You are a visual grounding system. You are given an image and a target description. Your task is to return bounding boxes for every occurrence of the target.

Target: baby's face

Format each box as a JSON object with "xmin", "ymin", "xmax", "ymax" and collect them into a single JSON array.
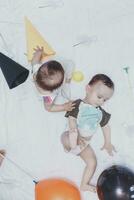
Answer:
[{"xmin": 86, "ymin": 81, "xmax": 114, "ymax": 107}]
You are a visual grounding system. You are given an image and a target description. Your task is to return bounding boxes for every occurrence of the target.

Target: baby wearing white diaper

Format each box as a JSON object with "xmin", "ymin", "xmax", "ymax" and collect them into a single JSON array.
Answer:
[{"xmin": 61, "ymin": 74, "xmax": 116, "ymax": 193}]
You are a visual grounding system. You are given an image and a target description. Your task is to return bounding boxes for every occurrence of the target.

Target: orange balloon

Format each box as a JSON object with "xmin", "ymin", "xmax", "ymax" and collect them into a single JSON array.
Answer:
[{"xmin": 35, "ymin": 178, "xmax": 81, "ymax": 200}]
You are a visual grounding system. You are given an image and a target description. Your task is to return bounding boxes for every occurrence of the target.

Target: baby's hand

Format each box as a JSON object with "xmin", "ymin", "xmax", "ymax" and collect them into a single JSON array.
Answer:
[
  {"xmin": 31, "ymin": 46, "xmax": 45, "ymax": 65},
  {"xmin": 101, "ymin": 143, "xmax": 116, "ymax": 156},
  {"xmin": 63, "ymin": 101, "xmax": 75, "ymax": 111}
]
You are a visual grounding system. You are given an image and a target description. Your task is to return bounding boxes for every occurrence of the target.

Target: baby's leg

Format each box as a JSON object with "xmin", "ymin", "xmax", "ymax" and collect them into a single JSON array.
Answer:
[
  {"xmin": 0, "ymin": 150, "xmax": 6, "ymax": 166},
  {"xmin": 79, "ymin": 145, "xmax": 97, "ymax": 193},
  {"xmin": 61, "ymin": 131, "xmax": 71, "ymax": 152},
  {"xmin": 61, "ymin": 132, "xmax": 84, "ymax": 154},
  {"xmin": 69, "ymin": 129, "xmax": 78, "ymax": 149}
]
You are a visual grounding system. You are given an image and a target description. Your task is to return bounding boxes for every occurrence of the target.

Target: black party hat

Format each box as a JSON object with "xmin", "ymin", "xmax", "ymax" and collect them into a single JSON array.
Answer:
[{"xmin": 0, "ymin": 52, "xmax": 29, "ymax": 89}]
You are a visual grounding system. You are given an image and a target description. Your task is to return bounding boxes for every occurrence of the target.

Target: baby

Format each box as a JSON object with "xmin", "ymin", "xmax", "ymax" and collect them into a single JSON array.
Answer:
[
  {"xmin": 61, "ymin": 74, "xmax": 116, "ymax": 192},
  {"xmin": 0, "ymin": 150, "xmax": 6, "ymax": 166},
  {"xmin": 31, "ymin": 46, "xmax": 75, "ymax": 112}
]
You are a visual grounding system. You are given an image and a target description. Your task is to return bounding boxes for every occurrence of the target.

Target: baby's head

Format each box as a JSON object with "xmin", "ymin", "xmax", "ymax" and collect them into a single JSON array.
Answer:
[
  {"xmin": 36, "ymin": 60, "xmax": 64, "ymax": 91},
  {"xmin": 85, "ymin": 74, "xmax": 114, "ymax": 107}
]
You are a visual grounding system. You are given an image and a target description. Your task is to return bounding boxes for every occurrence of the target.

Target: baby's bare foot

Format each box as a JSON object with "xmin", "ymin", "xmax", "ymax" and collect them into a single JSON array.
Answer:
[
  {"xmin": 80, "ymin": 184, "xmax": 96, "ymax": 193},
  {"xmin": 0, "ymin": 150, "xmax": 6, "ymax": 166}
]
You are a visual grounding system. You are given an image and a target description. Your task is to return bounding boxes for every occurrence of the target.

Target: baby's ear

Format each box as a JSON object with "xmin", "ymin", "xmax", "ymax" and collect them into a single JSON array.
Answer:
[
  {"xmin": 33, "ymin": 74, "xmax": 37, "ymax": 81},
  {"xmin": 86, "ymin": 84, "xmax": 91, "ymax": 92}
]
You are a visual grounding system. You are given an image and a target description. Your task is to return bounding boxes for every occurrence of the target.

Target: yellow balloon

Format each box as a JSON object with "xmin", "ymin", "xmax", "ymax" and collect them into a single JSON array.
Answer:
[{"xmin": 72, "ymin": 71, "xmax": 84, "ymax": 82}]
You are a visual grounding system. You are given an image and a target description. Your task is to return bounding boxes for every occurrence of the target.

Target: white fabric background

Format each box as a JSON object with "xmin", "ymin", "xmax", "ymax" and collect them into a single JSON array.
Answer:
[{"xmin": 0, "ymin": 0, "xmax": 134, "ymax": 199}]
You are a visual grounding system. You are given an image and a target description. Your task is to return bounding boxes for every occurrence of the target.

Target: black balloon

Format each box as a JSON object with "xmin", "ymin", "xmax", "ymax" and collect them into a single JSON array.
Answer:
[{"xmin": 97, "ymin": 165, "xmax": 134, "ymax": 200}]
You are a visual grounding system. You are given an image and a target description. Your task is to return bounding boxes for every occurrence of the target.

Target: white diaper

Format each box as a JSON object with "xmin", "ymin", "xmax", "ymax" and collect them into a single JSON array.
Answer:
[
  {"xmin": 70, "ymin": 142, "xmax": 89, "ymax": 155},
  {"xmin": 78, "ymin": 128, "xmax": 94, "ymax": 138},
  {"xmin": 61, "ymin": 131, "xmax": 89, "ymax": 155}
]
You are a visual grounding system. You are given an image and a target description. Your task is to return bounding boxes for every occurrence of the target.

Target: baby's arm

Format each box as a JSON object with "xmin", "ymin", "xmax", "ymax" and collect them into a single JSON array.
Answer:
[
  {"xmin": 44, "ymin": 101, "xmax": 75, "ymax": 112},
  {"xmin": 101, "ymin": 124, "xmax": 116, "ymax": 156},
  {"xmin": 31, "ymin": 46, "xmax": 48, "ymax": 66},
  {"xmin": 31, "ymin": 46, "xmax": 44, "ymax": 66},
  {"xmin": 68, "ymin": 116, "xmax": 78, "ymax": 149}
]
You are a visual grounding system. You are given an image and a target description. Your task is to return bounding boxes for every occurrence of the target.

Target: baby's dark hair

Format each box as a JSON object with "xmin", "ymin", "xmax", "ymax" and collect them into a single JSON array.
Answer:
[
  {"xmin": 36, "ymin": 60, "xmax": 64, "ymax": 91},
  {"xmin": 88, "ymin": 74, "xmax": 114, "ymax": 89}
]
